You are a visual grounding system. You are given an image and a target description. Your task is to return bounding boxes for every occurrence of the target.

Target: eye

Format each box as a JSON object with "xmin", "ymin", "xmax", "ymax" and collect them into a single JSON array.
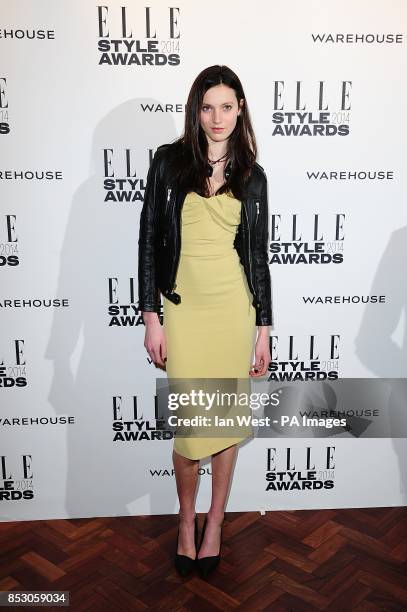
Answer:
[
  {"xmin": 224, "ymin": 104, "xmax": 232, "ymax": 110},
  {"xmin": 202, "ymin": 105, "xmax": 210, "ymax": 111}
]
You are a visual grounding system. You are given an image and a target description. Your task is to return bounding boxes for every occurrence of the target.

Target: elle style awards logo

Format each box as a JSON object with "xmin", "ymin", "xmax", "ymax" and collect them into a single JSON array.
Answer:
[
  {"xmin": 265, "ymin": 446, "xmax": 335, "ymax": 492},
  {"xmin": 0, "ymin": 214, "xmax": 19, "ymax": 267},
  {"xmin": 268, "ymin": 334, "xmax": 340, "ymax": 381},
  {"xmin": 271, "ymin": 80, "xmax": 351, "ymax": 136},
  {"xmin": 111, "ymin": 395, "xmax": 173, "ymax": 442},
  {"xmin": 0, "ymin": 77, "xmax": 10, "ymax": 135},
  {"xmin": 270, "ymin": 213, "xmax": 345, "ymax": 264},
  {"xmin": 97, "ymin": 5, "xmax": 181, "ymax": 66},
  {"xmin": 102, "ymin": 148, "xmax": 151, "ymax": 204},
  {"xmin": 1, "ymin": 340, "xmax": 27, "ymax": 388},
  {"xmin": 0, "ymin": 454, "xmax": 34, "ymax": 501},
  {"xmin": 107, "ymin": 277, "xmax": 161, "ymax": 327}
]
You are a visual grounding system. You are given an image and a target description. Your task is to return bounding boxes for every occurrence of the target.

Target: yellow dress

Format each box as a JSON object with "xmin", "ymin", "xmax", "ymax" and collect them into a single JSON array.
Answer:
[{"xmin": 163, "ymin": 191, "xmax": 256, "ymax": 459}]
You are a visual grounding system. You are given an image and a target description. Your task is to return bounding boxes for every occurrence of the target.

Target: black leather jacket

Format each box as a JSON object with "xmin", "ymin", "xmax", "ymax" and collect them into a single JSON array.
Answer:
[{"xmin": 138, "ymin": 142, "xmax": 273, "ymax": 326}]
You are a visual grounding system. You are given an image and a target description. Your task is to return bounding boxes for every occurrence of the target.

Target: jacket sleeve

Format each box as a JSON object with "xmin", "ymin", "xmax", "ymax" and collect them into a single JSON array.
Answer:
[
  {"xmin": 138, "ymin": 149, "xmax": 162, "ymax": 313},
  {"xmin": 253, "ymin": 174, "xmax": 273, "ymax": 326}
]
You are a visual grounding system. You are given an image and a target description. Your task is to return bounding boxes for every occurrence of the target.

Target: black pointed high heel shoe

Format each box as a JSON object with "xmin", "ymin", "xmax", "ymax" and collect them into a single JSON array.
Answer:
[
  {"xmin": 174, "ymin": 514, "xmax": 198, "ymax": 577},
  {"xmin": 196, "ymin": 515, "xmax": 223, "ymax": 578}
]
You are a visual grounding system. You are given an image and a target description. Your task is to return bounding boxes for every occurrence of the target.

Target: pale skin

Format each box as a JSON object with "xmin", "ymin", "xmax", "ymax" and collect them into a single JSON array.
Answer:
[{"xmin": 143, "ymin": 84, "xmax": 271, "ymax": 559}]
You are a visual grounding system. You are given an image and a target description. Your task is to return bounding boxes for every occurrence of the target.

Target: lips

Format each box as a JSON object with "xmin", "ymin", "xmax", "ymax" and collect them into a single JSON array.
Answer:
[{"xmin": 212, "ymin": 128, "xmax": 224, "ymax": 132}]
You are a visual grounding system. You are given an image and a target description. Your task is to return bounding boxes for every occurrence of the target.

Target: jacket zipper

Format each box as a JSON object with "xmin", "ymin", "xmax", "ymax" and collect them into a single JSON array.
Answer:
[
  {"xmin": 243, "ymin": 201, "xmax": 256, "ymax": 296},
  {"xmin": 163, "ymin": 188, "xmax": 172, "ymax": 248},
  {"xmin": 171, "ymin": 191, "xmax": 183, "ymax": 291},
  {"xmin": 165, "ymin": 187, "xmax": 172, "ymax": 213}
]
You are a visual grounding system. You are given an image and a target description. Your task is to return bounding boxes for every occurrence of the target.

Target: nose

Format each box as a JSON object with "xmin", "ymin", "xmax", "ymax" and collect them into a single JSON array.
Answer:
[{"xmin": 213, "ymin": 109, "xmax": 222, "ymax": 123}]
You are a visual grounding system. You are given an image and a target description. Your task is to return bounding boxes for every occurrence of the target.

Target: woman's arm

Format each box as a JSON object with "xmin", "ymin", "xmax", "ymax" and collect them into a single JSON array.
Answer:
[
  {"xmin": 138, "ymin": 147, "xmax": 167, "ymax": 368},
  {"xmin": 138, "ymin": 148, "xmax": 163, "ymax": 316},
  {"xmin": 144, "ymin": 312, "xmax": 167, "ymax": 368},
  {"xmin": 250, "ymin": 172, "xmax": 272, "ymax": 376},
  {"xmin": 253, "ymin": 173, "xmax": 273, "ymax": 327},
  {"xmin": 250, "ymin": 326, "xmax": 271, "ymax": 377}
]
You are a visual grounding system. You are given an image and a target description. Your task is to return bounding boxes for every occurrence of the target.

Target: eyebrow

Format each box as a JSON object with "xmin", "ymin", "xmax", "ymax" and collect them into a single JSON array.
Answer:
[{"xmin": 202, "ymin": 101, "xmax": 235, "ymax": 106}]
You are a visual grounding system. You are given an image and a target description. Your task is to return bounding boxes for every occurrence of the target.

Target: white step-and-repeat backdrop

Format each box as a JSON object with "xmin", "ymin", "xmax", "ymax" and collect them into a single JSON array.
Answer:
[{"xmin": 1, "ymin": 1, "xmax": 407, "ymax": 521}]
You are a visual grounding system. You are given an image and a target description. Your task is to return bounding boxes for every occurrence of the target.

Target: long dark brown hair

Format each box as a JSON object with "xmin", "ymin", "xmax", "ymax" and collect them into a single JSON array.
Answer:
[{"xmin": 169, "ymin": 65, "xmax": 258, "ymax": 200}]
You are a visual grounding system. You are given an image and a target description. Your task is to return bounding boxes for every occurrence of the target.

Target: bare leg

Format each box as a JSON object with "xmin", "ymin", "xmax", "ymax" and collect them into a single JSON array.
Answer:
[
  {"xmin": 172, "ymin": 448, "xmax": 200, "ymax": 557},
  {"xmin": 197, "ymin": 443, "xmax": 237, "ymax": 558}
]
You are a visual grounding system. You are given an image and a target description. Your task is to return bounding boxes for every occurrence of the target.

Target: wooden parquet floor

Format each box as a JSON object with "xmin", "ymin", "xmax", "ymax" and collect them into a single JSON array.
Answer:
[{"xmin": 0, "ymin": 507, "xmax": 406, "ymax": 611}]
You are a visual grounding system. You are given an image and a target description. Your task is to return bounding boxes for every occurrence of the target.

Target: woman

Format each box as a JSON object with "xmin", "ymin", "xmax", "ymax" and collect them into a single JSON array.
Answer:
[{"xmin": 138, "ymin": 65, "xmax": 273, "ymax": 577}]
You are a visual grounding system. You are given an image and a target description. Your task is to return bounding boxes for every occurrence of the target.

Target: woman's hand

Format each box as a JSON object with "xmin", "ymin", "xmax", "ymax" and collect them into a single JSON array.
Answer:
[
  {"xmin": 143, "ymin": 312, "xmax": 167, "ymax": 370},
  {"xmin": 249, "ymin": 326, "xmax": 271, "ymax": 377}
]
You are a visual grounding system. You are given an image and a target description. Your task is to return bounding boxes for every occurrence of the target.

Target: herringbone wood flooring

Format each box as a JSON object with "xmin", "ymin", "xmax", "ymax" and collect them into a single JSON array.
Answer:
[{"xmin": 1, "ymin": 508, "xmax": 406, "ymax": 611}]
